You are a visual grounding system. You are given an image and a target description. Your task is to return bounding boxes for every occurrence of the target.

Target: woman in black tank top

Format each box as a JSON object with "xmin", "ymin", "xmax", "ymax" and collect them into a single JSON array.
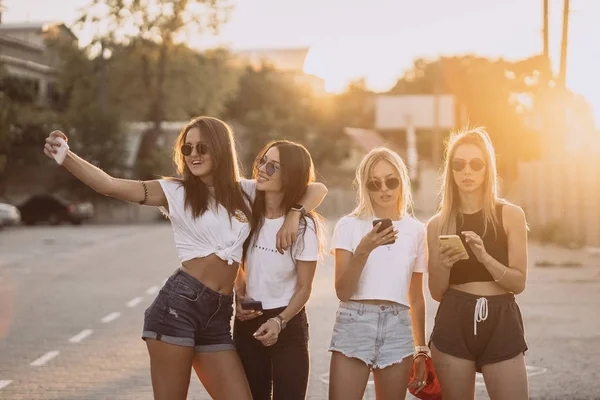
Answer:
[{"xmin": 426, "ymin": 127, "xmax": 529, "ymax": 400}]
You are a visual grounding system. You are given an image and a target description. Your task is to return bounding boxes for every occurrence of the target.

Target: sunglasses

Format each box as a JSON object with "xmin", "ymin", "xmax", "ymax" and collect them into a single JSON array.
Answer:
[
  {"xmin": 366, "ymin": 177, "xmax": 400, "ymax": 192},
  {"xmin": 256, "ymin": 156, "xmax": 280, "ymax": 176},
  {"xmin": 451, "ymin": 158, "xmax": 485, "ymax": 172},
  {"xmin": 181, "ymin": 142, "xmax": 208, "ymax": 157}
]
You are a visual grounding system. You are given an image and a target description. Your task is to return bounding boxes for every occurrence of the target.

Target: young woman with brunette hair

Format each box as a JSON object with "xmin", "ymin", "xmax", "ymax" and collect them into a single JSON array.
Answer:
[
  {"xmin": 43, "ymin": 117, "xmax": 327, "ymax": 400},
  {"xmin": 233, "ymin": 140, "xmax": 325, "ymax": 400}
]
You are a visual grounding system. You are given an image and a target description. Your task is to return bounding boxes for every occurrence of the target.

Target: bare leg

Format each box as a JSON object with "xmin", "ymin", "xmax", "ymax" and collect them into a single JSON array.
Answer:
[
  {"xmin": 372, "ymin": 357, "xmax": 412, "ymax": 400},
  {"xmin": 329, "ymin": 352, "xmax": 371, "ymax": 400},
  {"xmin": 481, "ymin": 353, "xmax": 528, "ymax": 400},
  {"xmin": 431, "ymin": 342, "xmax": 477, "ymax": 400},
  {"xmin": 146, "ymin": 339, "xmax": 195, "ymax": 400},
  {"xmin": 193, "ymin": 350, "xmax": 253, "ymax": 400}
]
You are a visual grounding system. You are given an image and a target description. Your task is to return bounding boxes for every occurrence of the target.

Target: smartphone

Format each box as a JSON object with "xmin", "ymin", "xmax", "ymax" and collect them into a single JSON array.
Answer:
[
  {"xmin": 439, "ymin": 235, "xmax": 469, "ymax": 260},
  {"xmin": 373, "ymin": 218, "xmax": 395, "ymax": 244},
  {"xmin": 52, "ymin": 137, "xmax": 69, "ymax": 165},
  {"xmin": 241, "ymin": 299, "xmax": 263, "ymax": 312}
]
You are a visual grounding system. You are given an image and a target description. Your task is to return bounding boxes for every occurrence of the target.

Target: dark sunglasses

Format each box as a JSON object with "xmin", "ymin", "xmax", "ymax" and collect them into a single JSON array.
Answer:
[
  {"xmin": 366, "ymin": 177, "xmax": 400, "ymax": 192},
  {"xmin": 451, "ymin": 158, "xmax": 485, "ymax": 172},
  {"xmin": 181, "ymin": 142, "xmax": 208, "ymax": 157},
  {"xmin": 256, "ymin": 156, "xmax": 280, "ymax": 176}
]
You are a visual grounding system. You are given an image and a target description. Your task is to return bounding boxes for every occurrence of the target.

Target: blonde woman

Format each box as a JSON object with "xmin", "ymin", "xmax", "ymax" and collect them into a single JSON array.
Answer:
[
  {"xmin": 427, "ymin": 127, "xmax": 529, "ymax": 400},
  {"xmin": 329, "ymin": 148, "xmax": 429, "ymax": 400}
]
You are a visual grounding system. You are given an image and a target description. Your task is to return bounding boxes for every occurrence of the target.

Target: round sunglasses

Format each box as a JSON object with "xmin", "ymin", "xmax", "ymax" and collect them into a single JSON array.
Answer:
[
  {"xmin": 451, "ymin": 158, "xmax": 485, "ymax": 172},
  {"xmin": 366, "ymin": 177, "xmax": 400, "ymax": 192},
  {"xmin": 181, "ymin": 142, "xmax": 208, "ymax": 157},
  {"xmin": 256, "ymin": 156, "xmax": 280, "ymax": 176}
]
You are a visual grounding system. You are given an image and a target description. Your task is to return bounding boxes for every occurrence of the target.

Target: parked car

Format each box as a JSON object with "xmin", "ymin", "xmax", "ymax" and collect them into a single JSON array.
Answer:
[
  {"xmin": 0, "ymin": 203, "xmax": 21, "ymax": 228},
  {"xmin": 19, "ymin": 194, "xmax": 94, "ymax": 226}
]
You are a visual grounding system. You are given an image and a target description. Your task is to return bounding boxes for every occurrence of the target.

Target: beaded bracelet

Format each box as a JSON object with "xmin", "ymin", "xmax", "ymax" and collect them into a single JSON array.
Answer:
[
  {"xmin": 413, "ymin": 352, "xmax": 430, "ymax": 360},
  {"xmin": 139, "ymin": 181, "xmax": 148, "ymax": 205}
]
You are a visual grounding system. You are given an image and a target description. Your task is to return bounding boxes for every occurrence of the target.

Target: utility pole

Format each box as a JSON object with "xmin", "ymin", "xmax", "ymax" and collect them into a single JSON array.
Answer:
[
  {"xmin": 543, "ymin": 0, "xmax": 549, "ymax": 62},
  {"xmin": 559, "ymin": 0, "xmax": 570, "ymax": 88}
]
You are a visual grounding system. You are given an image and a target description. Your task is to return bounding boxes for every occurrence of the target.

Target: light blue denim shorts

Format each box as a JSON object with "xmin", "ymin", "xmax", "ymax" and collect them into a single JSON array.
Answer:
[{"xmin": 329, "ymin": 301, "xmax": 414, "ymax": 369}]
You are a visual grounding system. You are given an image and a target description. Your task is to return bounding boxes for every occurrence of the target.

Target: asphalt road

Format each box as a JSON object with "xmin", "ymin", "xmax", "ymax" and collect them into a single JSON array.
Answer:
[{"xmin": 1, "ymin": 223, "xmax": 599, "ymax": 399}]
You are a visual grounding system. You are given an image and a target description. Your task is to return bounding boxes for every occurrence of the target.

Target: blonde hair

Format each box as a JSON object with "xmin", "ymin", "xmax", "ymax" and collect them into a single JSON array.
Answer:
[
  {"xmin": 438, "ymin": 126, "xmax": 502, "ymax": 236},
  {"xmin": 351, "ymin": 147, "xmax": 413, "ymax": 219}
]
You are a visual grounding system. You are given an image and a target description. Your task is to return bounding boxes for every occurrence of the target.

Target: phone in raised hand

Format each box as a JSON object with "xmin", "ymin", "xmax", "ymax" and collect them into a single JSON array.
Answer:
[
  {"xmin": 52, "ymin": 137, "xmax": 69, "ymax": 165},
  {"xmin": 373, "ymin": 218, "xmax": 395, "ymax": 244},
  {"xmin": 439, "ymin": 235, "xmax": 469, "ymax": 260}
]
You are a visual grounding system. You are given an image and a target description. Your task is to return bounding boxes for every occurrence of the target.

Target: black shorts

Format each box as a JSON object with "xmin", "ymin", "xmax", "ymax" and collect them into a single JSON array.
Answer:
[
  {"xmin": 142, "ymin": 268, "xmax": 235, "ymax": 352},
  {"xmin": 430, "ymin": 288, "xmax": 528, "ymax": 372}
]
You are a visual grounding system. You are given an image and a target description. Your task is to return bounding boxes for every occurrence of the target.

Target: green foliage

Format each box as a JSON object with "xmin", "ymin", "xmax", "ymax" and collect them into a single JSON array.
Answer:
[{"xmin": 75, "ymin": 0, "xmax": 233, "ymax": 164}]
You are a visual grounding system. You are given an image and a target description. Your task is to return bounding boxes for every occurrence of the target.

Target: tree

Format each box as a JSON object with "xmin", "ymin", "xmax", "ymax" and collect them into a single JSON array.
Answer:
[
  {"xmin": 389, "ymin": 55, "xmax": 551, "ymax": 181},
  {"xmin": 76, "ymin": 0, "xmax": 233, "ymax": 164},
  {"xmin": 225, "ymin": 65, "xmax": 330, "ymax": 170}
]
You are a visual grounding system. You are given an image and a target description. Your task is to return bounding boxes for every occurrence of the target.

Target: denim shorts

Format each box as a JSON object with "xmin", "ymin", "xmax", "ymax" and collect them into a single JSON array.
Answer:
[
  {"xmin": 142, "ymin": 268, "xmax": 235, "ymax": 352},
  {"xmin": 329, "ymin": 301, "xmax": 414, "ymax": 369}
]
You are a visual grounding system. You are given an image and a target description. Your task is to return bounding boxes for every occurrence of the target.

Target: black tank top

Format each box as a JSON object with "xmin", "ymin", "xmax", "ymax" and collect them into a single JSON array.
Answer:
[{"xmin": 449, "ymin": 204, "xmax": 508, "ymax": 284}]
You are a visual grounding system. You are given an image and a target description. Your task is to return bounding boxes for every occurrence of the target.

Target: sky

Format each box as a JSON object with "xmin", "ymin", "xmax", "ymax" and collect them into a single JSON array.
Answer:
[{"xmin": 3, "ymin": 0, "xmax": 599, "ymax": 125}]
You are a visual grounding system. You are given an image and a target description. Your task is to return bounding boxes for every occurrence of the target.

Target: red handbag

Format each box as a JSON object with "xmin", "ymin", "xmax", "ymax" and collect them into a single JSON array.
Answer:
[{"xmin": 409, "ymin": 357, "xmax": 443, "ymax": 400}]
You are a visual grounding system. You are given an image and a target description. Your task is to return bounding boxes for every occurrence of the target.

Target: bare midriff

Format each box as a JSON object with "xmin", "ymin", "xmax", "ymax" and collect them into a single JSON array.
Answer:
[
  {"xmin": 181, "ymin": 254, "xmax": 239, "ymax": 295},
  {"xmin": 449, "ymin": 281, "xmax": 510, "ymax": 296}
]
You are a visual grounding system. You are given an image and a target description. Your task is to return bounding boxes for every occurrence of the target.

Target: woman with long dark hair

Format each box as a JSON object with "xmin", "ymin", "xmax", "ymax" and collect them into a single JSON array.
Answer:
[
  {"xmin": 427, "ymin": 127, "xmax": 529, "ymax": 400},
  {"xmin": 43, "ymin": 117, "xmax": 327, "ymax": 400},
  {"xmin": 233, "ymin": 140, "xmax": 325, "ymax": 400}
]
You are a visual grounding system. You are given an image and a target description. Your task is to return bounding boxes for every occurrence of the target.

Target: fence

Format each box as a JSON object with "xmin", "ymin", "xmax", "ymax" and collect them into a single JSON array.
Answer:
[{"xmin": 511, "ymin": 156, "xmax": 600, "ymax": 247}]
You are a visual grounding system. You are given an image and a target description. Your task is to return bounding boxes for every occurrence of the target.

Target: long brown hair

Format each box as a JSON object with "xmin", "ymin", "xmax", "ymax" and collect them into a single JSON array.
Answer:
[
  {"xmin": 438, "ymin": 126, "xmax": 502, "ymax": 237},
  {"xmin": 170, "ymin": 116, "xmax": 251, "ymax": 220},
  {"xmin": 242, "ymin": 140, "xmax": 325, "ymax": 261}
]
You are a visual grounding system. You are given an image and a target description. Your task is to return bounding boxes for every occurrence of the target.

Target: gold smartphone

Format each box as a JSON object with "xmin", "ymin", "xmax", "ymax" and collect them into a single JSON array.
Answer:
[{"xmin": 439, "ymin": 235, "xmax": 469, "ymax": 260}]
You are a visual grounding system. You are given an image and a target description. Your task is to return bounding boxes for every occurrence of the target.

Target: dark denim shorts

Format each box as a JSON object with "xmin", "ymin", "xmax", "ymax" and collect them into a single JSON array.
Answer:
[{"xmin": 142, "ymin": 268, "xmax": 235, "ymax": 352}]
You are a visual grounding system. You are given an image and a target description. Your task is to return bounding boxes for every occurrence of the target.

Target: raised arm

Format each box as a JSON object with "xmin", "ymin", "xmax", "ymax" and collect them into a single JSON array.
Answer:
[
  {"xmin": 276, "ymin": 182, "xmax": 328, "ymax": 253},
  {"xmin": 44, "ymin": 130, "xmax": 167, "ymax": 208}
]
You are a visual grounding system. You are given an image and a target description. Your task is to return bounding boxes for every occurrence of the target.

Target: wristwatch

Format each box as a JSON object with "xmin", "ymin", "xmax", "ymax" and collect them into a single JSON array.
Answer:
[
  {"xmin": 275, "ymin": 314, "xmax": 287, "ymax": 330},
  {"xmin": 290, "ymin": 204, "xmax": 306, "ymax": 217}
]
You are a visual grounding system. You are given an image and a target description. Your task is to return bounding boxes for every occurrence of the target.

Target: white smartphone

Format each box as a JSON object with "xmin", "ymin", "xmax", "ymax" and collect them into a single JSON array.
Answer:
[
  {"xmin": 52, "ymin": 137, "xmax": 69, "ymax": 165},
  {"xmin": 439, "ymin": 235, "xmax": 469, "ymax": 260}
]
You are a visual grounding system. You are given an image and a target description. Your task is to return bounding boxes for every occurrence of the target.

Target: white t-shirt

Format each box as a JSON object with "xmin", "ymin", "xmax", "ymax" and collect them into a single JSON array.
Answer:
[
  {"xmin": 245, "ymin": 216, "xmax": 319, "ymax": 310},
  {"xmin": 158, "ymin": 179, "xmax": 256, "ymax": 265},
  {"xmin": 330, "ymin": 214, "xmax": 427, "ymax": 307}
]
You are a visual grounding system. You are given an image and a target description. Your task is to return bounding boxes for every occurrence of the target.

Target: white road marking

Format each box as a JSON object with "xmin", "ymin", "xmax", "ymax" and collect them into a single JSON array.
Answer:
[
  {"xmin": 69, "ymin": 329, "xmax": 93, "ymax": 343},
  {"xmin": 30, "ymin": 351, "xmax": 60, "ymax": 367},
  {"xmin": 126, "ymin": 297, "xmax": 143, "ymax": 308},
  {"xmin": 101, "ymin": 312, "xmax": 121, "ymax": 323},
  {"xmin": 146, "ymin": 286, "xmax": 159, "ymax": 295},
  {"xmin": 0, "ymin": 380, "xmax": 13, "ymax": 390}
]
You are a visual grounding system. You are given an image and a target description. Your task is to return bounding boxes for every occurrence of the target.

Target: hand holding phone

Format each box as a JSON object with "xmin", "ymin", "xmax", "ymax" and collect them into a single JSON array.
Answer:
[
  {"xmin": 241, "ymin": 299, "xmax": 263, "ymax": 312},
  {"xmin": 438, "ymin": 235, "xmax": 469, "ymax": 268},
  {"xmin": 51, "ymin": 137, "xmax": 69, "ymax": 165},
  {"xmin": 373, "ymin": 218, "xmax": 396, "ymax": 244}
]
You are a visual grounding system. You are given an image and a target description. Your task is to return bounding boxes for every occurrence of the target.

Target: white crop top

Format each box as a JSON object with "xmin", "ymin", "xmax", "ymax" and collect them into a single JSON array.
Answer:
[
  {"xmin": 158, "ymin": 179, "xmax": 256, "ymax": 265},
  {"xmin": 331, "ymin": 215, "xmax": 427, "ymax": 306}
]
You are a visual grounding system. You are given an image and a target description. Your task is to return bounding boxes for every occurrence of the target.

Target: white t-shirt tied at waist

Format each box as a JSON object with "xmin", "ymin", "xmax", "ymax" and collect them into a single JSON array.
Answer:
[
  {"xmin": 330, "ymin": 215, "xmax": 428, "ymax": 307},
  {"xmin": 157, "ymin": 179, "xmax": 257, "ymax": 265}
]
